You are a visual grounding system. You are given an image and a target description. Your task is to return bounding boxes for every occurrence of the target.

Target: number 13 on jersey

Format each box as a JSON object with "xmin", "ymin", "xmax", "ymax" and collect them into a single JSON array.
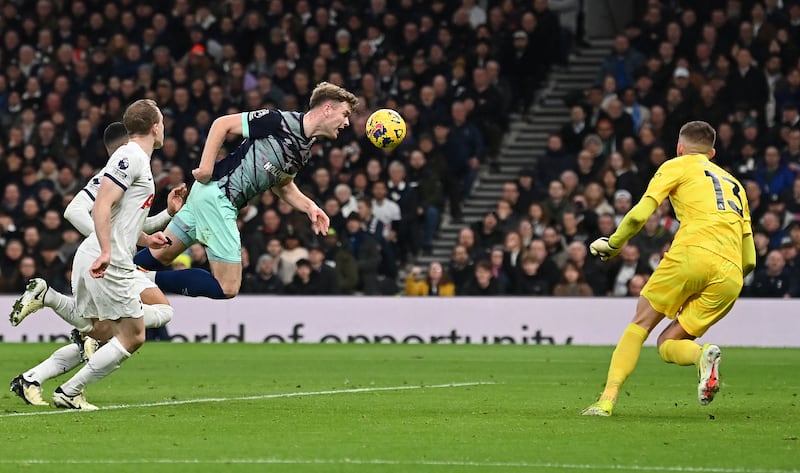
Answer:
[{"xmin": 704, "ymin": 169, "xmax": 743, "ymax": 217}]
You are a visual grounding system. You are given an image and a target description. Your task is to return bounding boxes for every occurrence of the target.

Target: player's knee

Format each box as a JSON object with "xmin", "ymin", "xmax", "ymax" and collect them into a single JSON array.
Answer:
[
  {"xmin": 89, "ymin": 321, "xmax": 113, "ymax": 342},
  {"xmin": 131, "ymin": 330, "xmax": 146, "ymax": 350},
  {"xmin": 154, "ymin": 248, "xmax": 175, "ymax": 264},
  {"xmin": 220, "ymin": 280, "xmax": 240, "ymax": 298},
  {"xmin": 222, "ymin": 287, "xmax": 239, "ymax": 298}
]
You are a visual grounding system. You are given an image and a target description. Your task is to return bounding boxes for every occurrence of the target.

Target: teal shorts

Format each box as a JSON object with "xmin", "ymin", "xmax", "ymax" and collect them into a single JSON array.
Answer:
[{"xmin": 167, "ymin": 182, "xmax": 241, "ymax": 263}]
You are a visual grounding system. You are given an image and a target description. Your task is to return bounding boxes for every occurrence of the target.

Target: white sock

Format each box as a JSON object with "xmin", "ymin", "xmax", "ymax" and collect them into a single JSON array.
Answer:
[
  {"xmin": 43, "ymin": 289, "xmax": 93, "ymax": 332},
  {"xmin": 143, "ymin": 304, "xmax": 173, "ymax": 328},
  {"xmin": 59, "ymin": 337, "xmax": 130, "ymax": 397},
  {"xmin": 24, "ymin": 344, "xmax": 83, "ymax": 385}
]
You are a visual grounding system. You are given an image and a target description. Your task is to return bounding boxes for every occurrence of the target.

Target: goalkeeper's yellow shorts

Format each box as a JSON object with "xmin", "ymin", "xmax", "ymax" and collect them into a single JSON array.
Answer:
[{"xmin": 642, "ymin": 245, "xmax": 742, "ymax": 337}]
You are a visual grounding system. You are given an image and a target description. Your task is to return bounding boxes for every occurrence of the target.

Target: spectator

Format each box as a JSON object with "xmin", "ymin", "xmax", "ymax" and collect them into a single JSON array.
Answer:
[
  {"xmin": 553, "ymin": 260, "xmax": 593, "ymax": 296},
  {"xmin": 465, "ymin": 65, "xmax": 504, "ymax": 168},
  {"xmin": 1, "ymin": 239, "xmax": 25, "ymax": 279},
  {"xmin": 501, "ymin": 29, "xmax": 541, "ymax": 116},
  {"xmin": 343, "ymin": 212, "xmax": 381, "ymax": 295},
  {"xmin": 565, "ymin": 240, "xmax": 608, "ymax": 296},
  {"xmin": 526, "ymin": 238, "xmax": 561, "ymax": 288},
  {"xmin": 755, "ymin": 146, "xmax": 795, "ymax": 196},
  {"xmin": 318, "ymin": 229, "xmax": 358, "ymax": 295},
  {"xmin": 386, "ymin": 162, "xmax": 417, "ymax": 263},
  {"xmin": 513, "ymin": 253, "xmax": 551, "ymax": 296},
  {"xmin": 442, "ymin": 101, "xmax": 483, "ymax": 222},
  {"xmin": 542, "ymin": 179, "xmax": 570, "ymax": 223},
  {"xmin": 536, "ymin": 134, "xmax": 574, "ymax": 196},
  {"xmin": 748, "ymin": 249, "xmax": 792, "ymax": 297},
  {"xmin": 612, "ymin": 189, "xmax": 634, "ymax": 226},
  {"xmin": 503, "ymin": 230, "xmax": 524, "ymax": 271},
  {"xmin": 240, "ymin": 254, "xmax": 284, "ymax": 294},
  {"xmin": 495, "ymin": 199, "xmax": 519, "ymax": 235},
  {"xmin": 515, "ymin": 168, "xmax": 542, "ymax": 215},
  {"xmin": 308, "ymin": 242, "xmax": 340, "ymax": 295},
  {"xmin": 278, "ymin": 233, "xmax": 309, "ymax": 283},
  {"xmin": 596, "ymin": 35, "xmax": 646, "ymax": 90},
  {"xmin": 1, "ymin": 255, "xmax": 39, "ymax": 293},
  {"xmin": 405, "ymin": 261, "xmax": 455, "ymax": 296},
  {"xmin": 472, "ymin": 211, "xmax": 504, "ymax": 255},
  {"xmin": 725, "ymin": 48, "xmax": 769, "ymax": 123},
  {"xmin": 407, "ymin": 149, "xmax": 444, "ymax": 255},
  {"xmin": 487, "ymin": 245, "xmax": 513, "ymax": 294},
  {"xmin": 461, "ymin": 260, "xmax": 502, "ymax": 295},
  {"xmin": 285, "ymin": 258, "xmax": 318, "ymax": 295},
  {"xmin": 608, "ymin": 243, "xmax": 651, "ymax": 297},
  {"xmin": 560, "ymin": 105, "xmax": 591, "ymax": 154},
  {"xmin": 448, "ymin": 244, "xmax": 475, "ymax": 295},
  {"xmin": 630, "ymin": 213, "xmax": 673, "ymax": 260},
  {"xmin": 334, "ymin": 183, "xmax": 358, "ymax": 220}
]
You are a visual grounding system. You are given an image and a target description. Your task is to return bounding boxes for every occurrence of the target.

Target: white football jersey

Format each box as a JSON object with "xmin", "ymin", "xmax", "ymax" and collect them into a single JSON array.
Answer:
[
  {"xmin": 79, "ymin": 142, "xmax": 154, "ymax": 270},
  {"xmin": 82, "ymin": 172, "xmax": 103, "ymax": 200}
]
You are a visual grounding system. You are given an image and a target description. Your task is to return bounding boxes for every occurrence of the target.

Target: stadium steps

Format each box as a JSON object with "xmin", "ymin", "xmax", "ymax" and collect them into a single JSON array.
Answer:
[{"xmin": 412, "ymin": 38, "xmax": 613, "ymax": 266}]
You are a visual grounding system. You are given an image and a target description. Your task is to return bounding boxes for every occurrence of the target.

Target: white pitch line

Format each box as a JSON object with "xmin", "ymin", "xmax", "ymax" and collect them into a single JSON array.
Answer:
[
  {"xmin": 0, "ymin": 381, "xmax": 492, "ymax": 418},
  {"xmin": 1, "ymin": 458, "xmax": 797, "ymax": 473}
]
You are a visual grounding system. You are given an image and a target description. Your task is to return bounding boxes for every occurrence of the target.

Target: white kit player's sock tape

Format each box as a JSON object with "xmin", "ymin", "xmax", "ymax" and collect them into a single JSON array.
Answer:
[
  {"xmin": 24, "ymin": 344, "xmax": 83, "ymax": 385},
  {"xmin": 43, "ymin": 290, "xmax": 93, "ymax": 333},
  {"xmin": 60, "ymin": 337, "xmax": 131, "ymax": 397},
  {"xmin": 143, "ymin": 304, "xmax": 173, "ymax": 328}
]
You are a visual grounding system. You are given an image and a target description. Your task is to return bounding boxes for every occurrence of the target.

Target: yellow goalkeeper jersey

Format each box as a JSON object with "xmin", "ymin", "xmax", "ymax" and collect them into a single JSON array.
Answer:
[{"xmin": 643, "ymin": 153, "xmax": 752, "ymax": 270}]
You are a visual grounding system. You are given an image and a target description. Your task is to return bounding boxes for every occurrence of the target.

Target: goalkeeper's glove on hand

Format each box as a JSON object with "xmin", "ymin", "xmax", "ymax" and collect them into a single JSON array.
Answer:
[{"xmin": 589, "ymin": 237, "xmax": 621, "ymax": 261}]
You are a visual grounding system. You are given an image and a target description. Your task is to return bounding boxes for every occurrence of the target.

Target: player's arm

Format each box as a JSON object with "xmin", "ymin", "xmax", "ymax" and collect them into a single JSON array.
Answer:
[
  {"xmin": 592, "ymin": 159, "xmax": 681, "ymax": 260},
  {"xmin": 91, "ymin": 176, "xmax": 125, "ymax": 277},
  {"xmin": 590, "ymin": 196, "xmax": 659, "ymax": 261},
  {"xmin": 609, "ymin": 197, "xmax": 659, "ymax": 248},
  {"xmin": 742, "ymin": 233, "xmax": 756, "ymax": 277},
  {"xmin": 272, "ymin": 178, "xmax": 330, "ymax": 235},
  {"xmin": 136, "ymin": 230, "xmax": 170, "ymax": 249},
  {"xmin": 193, "ymin": 113, "xmax": 244, "ymax": 184},
  {"xmin": 63, "ymin": 191, "xmax": 96, "ymax": 237}
]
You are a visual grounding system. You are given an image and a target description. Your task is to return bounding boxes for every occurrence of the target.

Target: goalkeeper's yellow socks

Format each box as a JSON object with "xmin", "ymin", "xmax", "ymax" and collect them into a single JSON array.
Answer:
[
  {"xmin": 658, "ymin": 339, "xmax": 702, "ymax": 366},
  {"xmin": 598, "ymin": 323, "xmax": 649, "ymax": 403}
]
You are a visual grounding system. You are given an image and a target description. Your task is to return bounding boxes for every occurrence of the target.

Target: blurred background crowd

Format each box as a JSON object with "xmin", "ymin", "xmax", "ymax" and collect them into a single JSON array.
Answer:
[{"xmin": 1, "ymin": 0, "xmax": 799, "ymax": 300}]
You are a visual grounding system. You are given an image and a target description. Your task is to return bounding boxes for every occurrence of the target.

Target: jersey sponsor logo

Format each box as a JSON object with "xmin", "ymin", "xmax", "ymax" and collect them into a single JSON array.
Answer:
[
  {"xmin": 140, "ymin": 194, "xmax": 154, "ymax": 210},
  {"xmin": 263, "ymin": 161, "xmax": 296, "ymax": 180},
  {"xmin": 249, "ymin": 109, "xmax": 268, "ymax": 120}
]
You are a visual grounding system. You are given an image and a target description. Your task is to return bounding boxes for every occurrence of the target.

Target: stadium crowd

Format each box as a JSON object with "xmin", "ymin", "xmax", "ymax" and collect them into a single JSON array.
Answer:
[{"xmin": 0, "ymin": 0, "xmax": 798, "ymax": 299}]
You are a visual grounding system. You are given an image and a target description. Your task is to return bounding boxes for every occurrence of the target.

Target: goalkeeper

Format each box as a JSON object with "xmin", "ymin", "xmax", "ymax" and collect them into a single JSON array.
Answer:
[{"xmin": 581, "ymin": 121, "xmax": 757, "ymax": 417}]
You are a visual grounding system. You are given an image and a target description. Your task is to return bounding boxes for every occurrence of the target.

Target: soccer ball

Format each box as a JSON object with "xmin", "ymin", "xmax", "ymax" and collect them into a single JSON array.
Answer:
[{"xmin": 366, "ymin": 109, "xmax": 406, "ymax": 149}]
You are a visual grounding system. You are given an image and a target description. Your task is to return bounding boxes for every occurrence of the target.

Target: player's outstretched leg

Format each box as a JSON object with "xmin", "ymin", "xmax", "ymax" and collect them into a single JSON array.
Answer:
[
  {"xmin": 10, "ymin": 375, "xmax": 49, "ymax": 406},
  {"xmin": 697, "ymin": 344, "xmax": 721, "ymax": 405},
  {"xmin": 9, "ymin": 278, "xmax": 47, "ymax": 326}
]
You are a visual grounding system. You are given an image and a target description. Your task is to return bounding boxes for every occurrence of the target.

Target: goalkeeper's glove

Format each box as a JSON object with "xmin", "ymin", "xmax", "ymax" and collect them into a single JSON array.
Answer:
[{"xmin": 589, "ymin": 237, "xmax": 621, "ymax": 262}]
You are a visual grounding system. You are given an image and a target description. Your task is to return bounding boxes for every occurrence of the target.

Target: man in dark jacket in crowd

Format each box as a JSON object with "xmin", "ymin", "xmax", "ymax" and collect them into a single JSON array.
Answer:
[
  {"xmin": 241, "ymin": 254, "xmax": 284, "ymax": 294},
  {"xmin": 308, "ymin": 241, "xmax": 340, "ymax": 295}
]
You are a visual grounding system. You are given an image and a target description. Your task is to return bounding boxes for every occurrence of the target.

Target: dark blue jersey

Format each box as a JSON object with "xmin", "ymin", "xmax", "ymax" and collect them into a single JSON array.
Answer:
[{"xmin": 212, "ymin": 109, "xmax": 315, "ymax": 209}]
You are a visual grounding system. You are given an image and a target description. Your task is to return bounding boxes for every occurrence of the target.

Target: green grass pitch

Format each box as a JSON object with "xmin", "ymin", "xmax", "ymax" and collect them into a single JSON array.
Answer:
[{"xmin": 0, "ymin": 343, "xmax": 797, "ymax": 473}]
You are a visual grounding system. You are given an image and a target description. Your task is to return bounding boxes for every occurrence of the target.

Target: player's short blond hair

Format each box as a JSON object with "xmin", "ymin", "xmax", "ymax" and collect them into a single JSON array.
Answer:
[
  {"xmin": 123, "ymin": 99, "xmax": 161, "ymax": 137},
  {"xmin": 679, "ymin": 121, "xmax": 716, "ymax": 151},
  {"xmin": 309, "ymin": 82, "xmax": 358, "ymax": 111}
]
